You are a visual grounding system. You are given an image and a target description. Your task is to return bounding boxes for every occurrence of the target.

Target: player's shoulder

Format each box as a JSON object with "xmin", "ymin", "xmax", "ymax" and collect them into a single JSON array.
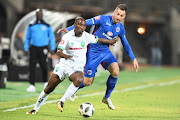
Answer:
[
  {"xmin": 63, "ymin": 30, "xmax": 73, "ymax": 38},
  {"xmin": 94, "ymin": 15, "xmax": 110, "ymax": 20},
  {"xmin": 83, "ymin": 31, "xmax": 93, "ymax": 37},
  {"xmin": 117, "ymin": 22, "xmax": 125, "ymax": 29},
  {"xmin": 82, "ymin": 31, "xmax": 91, "ymax": 39},
  {"xmin": 102, "ymin": 15, "xmax": 111, "ymax": 18}
]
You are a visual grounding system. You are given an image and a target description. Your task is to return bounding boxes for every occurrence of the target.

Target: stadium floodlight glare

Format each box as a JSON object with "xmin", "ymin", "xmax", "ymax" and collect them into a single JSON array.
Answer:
[{"xmin": 137, "ymin": 27, "xmax": 146, "ymax": 35}]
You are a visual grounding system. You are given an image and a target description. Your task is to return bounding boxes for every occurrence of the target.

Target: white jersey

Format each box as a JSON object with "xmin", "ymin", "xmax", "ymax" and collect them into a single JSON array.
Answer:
[{"xmin": 57, "ymin": 30, "xmax": 98, "ymax": 68}]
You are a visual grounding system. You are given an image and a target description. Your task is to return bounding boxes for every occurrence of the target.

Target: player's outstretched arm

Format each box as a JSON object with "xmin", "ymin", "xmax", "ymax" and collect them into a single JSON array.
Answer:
[
  {"xmin": 97, "ymin": 37, "xmax": 118, "ymax": 45},
  {"xmin": 57, "ymin": 28, "xmax": 68, "ymax": 34},
  {"xmin": 56, "ymin": 48, "xmax": 72, "ymax": 59}
]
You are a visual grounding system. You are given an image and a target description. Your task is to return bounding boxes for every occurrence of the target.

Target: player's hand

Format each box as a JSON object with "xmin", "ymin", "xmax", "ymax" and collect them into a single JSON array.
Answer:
[
  {"xmin": 133, "ymin": 59, "xmax": 139, "ymax": 73},
  {"xmin": 57, "ymin": 28, "xmax": 68, "ymax": 34},
  {"xmin": 109, "ymin": 37, "xmax": 118, "ymax": 45}
]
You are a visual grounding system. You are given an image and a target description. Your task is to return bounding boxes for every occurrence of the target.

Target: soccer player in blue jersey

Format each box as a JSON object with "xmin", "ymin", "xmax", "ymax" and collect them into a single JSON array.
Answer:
[{"xmin": 58, "ymin": 4, "xmax": 139, "ymax": 110}]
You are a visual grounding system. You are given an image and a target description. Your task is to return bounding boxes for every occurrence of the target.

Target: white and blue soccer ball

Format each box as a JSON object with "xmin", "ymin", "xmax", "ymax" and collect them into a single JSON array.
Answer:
[{"xmin": 79, "ymin": 102, "xmax": 95, "ymax": 117}]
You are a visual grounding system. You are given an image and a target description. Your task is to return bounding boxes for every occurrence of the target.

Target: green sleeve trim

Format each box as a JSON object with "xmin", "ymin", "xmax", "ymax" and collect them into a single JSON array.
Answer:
[
  {"xmin": 95, "ymin": 36, "xmax": 98, "ymax": 43},
  {"xmin": 57, "ymin": 46, "xmax": 64, "ymax": 50}
]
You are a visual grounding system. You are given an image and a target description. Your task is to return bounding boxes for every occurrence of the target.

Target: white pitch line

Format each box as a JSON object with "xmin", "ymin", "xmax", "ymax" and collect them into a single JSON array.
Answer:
[{"xmin": 3, "ymin": 80, "xmax": 180, "ymax": 112}]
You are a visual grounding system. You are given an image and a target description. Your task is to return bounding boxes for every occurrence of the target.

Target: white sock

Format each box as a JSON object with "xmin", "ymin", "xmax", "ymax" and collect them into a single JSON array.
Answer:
[
  {"xmin": 34, "ymin": 90, "xmax": 49, "ymax": 112},
  {"xmin": 60, "ymin": 83, "xmax": 79, "ymax": 103}
]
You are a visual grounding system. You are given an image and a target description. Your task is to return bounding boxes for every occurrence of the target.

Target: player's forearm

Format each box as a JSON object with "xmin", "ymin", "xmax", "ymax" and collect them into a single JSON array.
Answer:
[
  {"xmin": 120, "ymin": 36, "xmax": 136, "ymax": 60},
  {"xmin": 98, "ymin": 38, "xmax": 117, "ymax": 45},
  {"xmin": 97, "ymin": 38, "xmax": 110, "ymax": 44},
  {"xmin": 56, "ymin": 49, "xmax": 72, "ymax": 59}
]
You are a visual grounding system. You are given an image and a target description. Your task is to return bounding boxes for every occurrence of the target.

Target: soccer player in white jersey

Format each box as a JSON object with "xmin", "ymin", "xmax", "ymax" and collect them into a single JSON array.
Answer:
[{"xmin": 26, "ymin": 17, "xmax": 118, "ymax": 114}]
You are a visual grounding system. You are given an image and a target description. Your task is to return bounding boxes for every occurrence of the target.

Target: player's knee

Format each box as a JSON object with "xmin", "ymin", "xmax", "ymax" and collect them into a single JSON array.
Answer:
[
  {"xmin": 75, "ymin": 76, "xmax": 84, "ymax": 86},
  {"xmin": 84, "ymin": 79, "xmax": 93, "ymax": 86},
  {"xmin": 44, "ymin": 85, "xmax": 55, "ymax": 94},
  {"xmin": 111, "ymin": 70, "xmax": 119, "ymax": 77}
]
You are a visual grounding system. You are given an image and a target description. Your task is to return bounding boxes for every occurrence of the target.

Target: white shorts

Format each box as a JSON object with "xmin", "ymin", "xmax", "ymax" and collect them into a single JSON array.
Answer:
[{"xmin": 53, "ymin": 62, "xmax": 84, "ymax": 81}]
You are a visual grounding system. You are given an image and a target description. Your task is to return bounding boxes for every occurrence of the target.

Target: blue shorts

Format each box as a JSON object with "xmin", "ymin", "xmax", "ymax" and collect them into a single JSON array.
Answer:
[{"xmin": 84, "ymin": 45, "xmax": 117, "ymax": 78}]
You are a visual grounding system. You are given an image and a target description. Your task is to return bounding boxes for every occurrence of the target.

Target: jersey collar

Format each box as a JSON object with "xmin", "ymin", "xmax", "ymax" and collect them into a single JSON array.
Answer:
[{"xmin": 110, "ymin": 16, "xmax": 115, "ymax": 25}]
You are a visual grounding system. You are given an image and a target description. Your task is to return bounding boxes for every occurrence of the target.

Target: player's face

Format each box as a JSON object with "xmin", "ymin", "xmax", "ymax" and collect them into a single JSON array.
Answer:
[
  {"xmin": 113, "ymin": 8, "xmax": 126, "ymax": 24},
  {"xmin": 74, "ymin": 19, "xmax": 86, "ymax": 36}
]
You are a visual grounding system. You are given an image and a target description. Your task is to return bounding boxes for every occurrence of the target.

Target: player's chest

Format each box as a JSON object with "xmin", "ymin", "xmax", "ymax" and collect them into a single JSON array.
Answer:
[
  {"xmin": 67, "ymin": 38, "xmax": 87, "ymax": 49},
  {"xmin": 101, "ymin": 22, "xmax": 121, "ymax": 37}
]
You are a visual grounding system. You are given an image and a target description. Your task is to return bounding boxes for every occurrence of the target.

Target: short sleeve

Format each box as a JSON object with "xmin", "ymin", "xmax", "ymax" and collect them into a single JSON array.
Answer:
[{"xmin": 57, "ymin": 35, "xmax": 68, "ymax": 50}]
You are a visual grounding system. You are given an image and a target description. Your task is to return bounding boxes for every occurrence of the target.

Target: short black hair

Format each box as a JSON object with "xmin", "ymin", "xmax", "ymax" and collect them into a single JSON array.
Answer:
[{"xmin": 115, "ymin": 4, "xmax": 127, "ymax": 12}]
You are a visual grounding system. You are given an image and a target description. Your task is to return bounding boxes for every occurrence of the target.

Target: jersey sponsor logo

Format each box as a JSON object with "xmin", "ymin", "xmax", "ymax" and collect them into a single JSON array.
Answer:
[
  {"xmin": 69, "ymin": 47, "xmax": 83, "ymax": 50},
  {"xmin": 60, "ymin": 40, "xmax": 65, "ymax": 45},
  {"xmin": 102, "ymin": 33, "xmax": 112, "ymax": 39},
  {"xmin": 87, "ymin": 70, "xmax": 92, "ymax": 75},
  {"xmin": 106, "ymin": 22, "xmax": 111, "ymax": 26},
  {"xmin": 95, "ymin": 16, "xmax": 100, "ymax": 20},
  {"xmin": 107, "ymin": 31, "xmax": 113, "ymax": 36},
  {"xmin": 116, "ymin": 27, "xmax": 120, "ymax": 32},
  {"xmin": 81, "ymin": 41, "xmax": 85, "ymax": 47}
]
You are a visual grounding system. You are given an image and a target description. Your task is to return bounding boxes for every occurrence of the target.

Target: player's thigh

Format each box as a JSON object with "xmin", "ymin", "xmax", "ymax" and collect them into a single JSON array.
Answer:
[
  {"xmin": 107, "ymin": 62, "xmax": 119, "ymax": 77},
  {"xmin": 101, "ymin": 53, "xmax": 119, "ymax": 77},
  {"xmin": 84, "ymin": 52, "xmax": 105, "ymax": 78}
]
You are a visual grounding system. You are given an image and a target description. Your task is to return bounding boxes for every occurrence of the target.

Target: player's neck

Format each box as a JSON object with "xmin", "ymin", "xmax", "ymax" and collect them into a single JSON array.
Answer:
[{"xmin": 75, "ymin": 33, "xmax": 82, "ymax": 37}]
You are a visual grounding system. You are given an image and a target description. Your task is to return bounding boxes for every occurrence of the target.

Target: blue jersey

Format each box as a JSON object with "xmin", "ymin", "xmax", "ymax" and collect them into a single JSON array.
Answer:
[
  {"xmin": 68, "ymin": 15, "xmax": 135, "ymax": 60},
  {"xmin": 24, "ymin": 20, "xmax": 55, "ymax": 51}
]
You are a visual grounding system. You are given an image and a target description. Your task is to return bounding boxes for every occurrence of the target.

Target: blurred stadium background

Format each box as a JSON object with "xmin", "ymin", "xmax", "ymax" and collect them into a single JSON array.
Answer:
[{"xmin": 0, "ymin": 0, "xmax": 180, "ymax": 91}]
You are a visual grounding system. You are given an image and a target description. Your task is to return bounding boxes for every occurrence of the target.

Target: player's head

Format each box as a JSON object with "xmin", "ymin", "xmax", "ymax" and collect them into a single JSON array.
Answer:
[
  {"xmin": 112, "ymin": 4, "xmax": 127, "ymax": 24},
  {"xmin": 74, "ymin": 17, "xmax": 86, "ymax": 36},
  {"xmin": 36, "ymin": 8, "xmax": 43, "ymax": 21}
]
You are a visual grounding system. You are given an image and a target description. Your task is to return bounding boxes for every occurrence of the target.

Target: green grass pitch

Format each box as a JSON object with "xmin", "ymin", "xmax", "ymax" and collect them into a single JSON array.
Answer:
[{"xmin": 0, "ymin": 67, "xmax": 180, "ymax": 120}]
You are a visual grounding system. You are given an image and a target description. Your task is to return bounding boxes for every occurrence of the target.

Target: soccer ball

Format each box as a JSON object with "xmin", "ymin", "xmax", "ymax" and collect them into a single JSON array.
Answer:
[{"xmin": 79, "ymin": 102, "xmax": 95, "ymax": 117}]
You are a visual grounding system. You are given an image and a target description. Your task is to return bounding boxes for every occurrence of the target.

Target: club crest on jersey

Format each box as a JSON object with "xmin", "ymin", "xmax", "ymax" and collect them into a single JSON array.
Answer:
[
  {"xmin": 42, "ymin": 26, "xmax": 46, "ymax": 30},
  {"xmin": 81, "ymin": 41, "xmax": 85, "ymax": 47},
  {"xmin": 71, "ymin": 42, "xmax": 74, "ymax": 46},
  {"xmin": 55, "ymin": 66, "xmax": 59, "ymax": 72},
  {"xmin": 107, "ymin": 31, "xmax": 113, "ymax": 36},
  {"xmin": 87, "ymin": 70, "xmax": 92, "ymax": 75},
  {"xmin": 116, "ymin": 27, "xmax": 120, "ymax": 32},
  {"xmin": 60, "ymin": 40, "xmax": 65, "ymax": 45},
  {"xmin": 95, "ymin": 16, "xmax": 100, "ymax": 20}
]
